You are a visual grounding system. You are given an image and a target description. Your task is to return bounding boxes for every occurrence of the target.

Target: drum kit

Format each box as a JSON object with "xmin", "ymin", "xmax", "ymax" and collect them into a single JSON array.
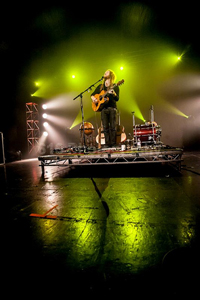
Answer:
[{"xmin": 79, "ymin": 106, "xmax": 162, "ymax": 150}]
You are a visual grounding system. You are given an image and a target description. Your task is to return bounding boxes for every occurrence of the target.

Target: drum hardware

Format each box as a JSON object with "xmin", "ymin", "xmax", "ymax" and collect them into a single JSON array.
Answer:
[
  {"xmin": 150, "ymin": 105, "xmax": 154, "ymax": 123},
  {"xmin": 79, "ymin": 122, "xmax": 96, "ymax": 147},
  {"xmin": 132, "ymin": 111, "xmax": 138, "ymax": 144},
  {"xmin": 132, "ymin": 106, "xmax": 162, "ymax": 147},
  {"xmin": 137, "ymin": 138, "xmax": 141, "ymax": 149},
  {"xmin": 125, "ymin": 133, "xmax": 133, "ymax": 150},
  {"xmin": 133, "ymin": 123, "xmax": 162, "ymax": 145}
]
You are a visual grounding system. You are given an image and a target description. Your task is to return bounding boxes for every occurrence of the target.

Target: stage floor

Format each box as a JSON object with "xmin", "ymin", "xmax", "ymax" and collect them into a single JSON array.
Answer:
[{"xmin": 2, "ymin": 150, "xmax": 200, "ymax": 297}]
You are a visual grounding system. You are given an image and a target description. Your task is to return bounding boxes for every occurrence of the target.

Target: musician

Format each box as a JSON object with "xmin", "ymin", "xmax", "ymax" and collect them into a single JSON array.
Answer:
[{"xmin": 91, "ymin": 69, "xmax": 119, "ymax": 147}]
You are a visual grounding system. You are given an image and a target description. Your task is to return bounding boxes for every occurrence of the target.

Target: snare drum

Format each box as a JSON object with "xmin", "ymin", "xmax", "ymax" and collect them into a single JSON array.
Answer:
[{"xmin": 133, "ymin": 124, "xmax": 161, "ymax": 144}]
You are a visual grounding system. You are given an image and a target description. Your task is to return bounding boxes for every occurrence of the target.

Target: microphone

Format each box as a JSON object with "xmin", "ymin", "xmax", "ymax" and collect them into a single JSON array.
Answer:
[{"xmin": 100, "ymin": 76, "xmax": 104, "ymax": 80}]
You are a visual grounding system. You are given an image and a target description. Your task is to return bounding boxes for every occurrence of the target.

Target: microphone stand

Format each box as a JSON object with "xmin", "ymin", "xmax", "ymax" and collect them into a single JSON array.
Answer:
[{"xmin": 73, "ymin": 77, "xmax": 103, "ymax": 151}]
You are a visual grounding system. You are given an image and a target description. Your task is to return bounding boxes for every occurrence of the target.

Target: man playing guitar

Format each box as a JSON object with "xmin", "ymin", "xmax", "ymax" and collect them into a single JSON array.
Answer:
[{"xmin": 91, "ymin": 69, "xmax": 120, "ymax": 148}]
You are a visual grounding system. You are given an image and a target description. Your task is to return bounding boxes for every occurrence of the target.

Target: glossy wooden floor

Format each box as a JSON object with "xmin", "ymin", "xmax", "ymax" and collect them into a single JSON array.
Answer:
[{"xmin": 2, "ymin": 151, "xmax": 200, "ymax": 297}]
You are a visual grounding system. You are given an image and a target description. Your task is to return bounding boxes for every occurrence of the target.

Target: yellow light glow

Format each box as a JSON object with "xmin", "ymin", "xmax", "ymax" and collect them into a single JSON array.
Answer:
[
  {"xmin": 171, "ymin": 107, "xmax": 188, "ymax": 118},
  {"xmin": 118, "ymin": 92, "xmax": 145, "ymax": 122},
  {"xmin": 163, "ymin": 101, "xmax": 189, "ymax": 118},
  {"xmin": 70, "ymin": 113, "xmax": 82, "ymax": 130}
]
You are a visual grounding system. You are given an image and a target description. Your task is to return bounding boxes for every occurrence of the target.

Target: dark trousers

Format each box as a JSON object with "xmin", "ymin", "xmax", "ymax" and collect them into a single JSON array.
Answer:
[{"xmin": 101, "ymin": 107, "xmax": 117, "ymax": 146}]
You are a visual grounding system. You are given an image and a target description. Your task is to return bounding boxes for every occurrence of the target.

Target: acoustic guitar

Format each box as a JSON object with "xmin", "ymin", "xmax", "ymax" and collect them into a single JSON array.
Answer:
[{"xmin": 92, "ymin": 79, "xmax": 124, "ymax": 112}]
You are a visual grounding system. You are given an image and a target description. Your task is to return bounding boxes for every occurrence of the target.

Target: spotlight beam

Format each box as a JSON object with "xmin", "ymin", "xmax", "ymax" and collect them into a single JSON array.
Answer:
[{"xmin": 44, "ymin": 114, "xmax": 72, "ymax": 128}]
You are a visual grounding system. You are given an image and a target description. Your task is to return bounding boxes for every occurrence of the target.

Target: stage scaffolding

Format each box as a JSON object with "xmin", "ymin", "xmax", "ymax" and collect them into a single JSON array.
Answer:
[
  {"xmin": 38, "ymin": 146, "xmax": 183, "ymax": 176},
  {"xmin": 26, "ymin": 102, "xmax": 40, "ymax": 154}
]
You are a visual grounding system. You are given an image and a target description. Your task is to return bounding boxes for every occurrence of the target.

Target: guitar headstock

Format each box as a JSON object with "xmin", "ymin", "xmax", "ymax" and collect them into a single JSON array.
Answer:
[{"xmin": 117, "ymin": 79, "xmax": 124, "ymax": 86}]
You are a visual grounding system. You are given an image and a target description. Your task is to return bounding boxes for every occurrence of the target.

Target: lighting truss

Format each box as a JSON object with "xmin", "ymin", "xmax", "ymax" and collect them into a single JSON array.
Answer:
[{"xmin": 26, "ymin": 102, "xmax": 40, "ymax": 154}]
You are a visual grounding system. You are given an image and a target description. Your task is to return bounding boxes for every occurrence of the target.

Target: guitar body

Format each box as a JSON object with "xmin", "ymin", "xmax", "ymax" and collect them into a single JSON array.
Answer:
[
  {"xmin": 96, "ymin": 133, "xmax": 106, "ymax": 145},
  {"xmin": 116, "ymin": 124, "xmax": 126, "ymax": 145},
  {"xmin": 96, "ymin": 132, "xmax": 126, "ymax": 145},
  {"xmin": 92, "ymin": 90, "xmax": 109, "ymax": 111},
  {"xmin": 92, "ymin": 90, "xmax": 109, "ymax": 112}
]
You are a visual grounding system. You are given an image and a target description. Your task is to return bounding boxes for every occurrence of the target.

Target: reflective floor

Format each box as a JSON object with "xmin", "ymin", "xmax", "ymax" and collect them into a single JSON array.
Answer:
[{"xmin": 2, "ymin": 151, "xmax": 200, "ymax": 296}]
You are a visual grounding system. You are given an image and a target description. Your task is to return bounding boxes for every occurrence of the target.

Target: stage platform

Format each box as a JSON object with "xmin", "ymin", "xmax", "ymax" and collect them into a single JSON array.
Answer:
[{"xmin": 38, "ymin": 145, "xmax": 183, "ymax": 175}]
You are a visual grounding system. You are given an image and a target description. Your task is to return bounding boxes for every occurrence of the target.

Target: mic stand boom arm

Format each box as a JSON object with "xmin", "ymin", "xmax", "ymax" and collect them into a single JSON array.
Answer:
[
  {"xmin": 72, "ymin": 77, "xmax": 103, "ymax": 151},
  {"xmin": 73, "ymin": 76, "xmax": 103, "ymax": 101}
]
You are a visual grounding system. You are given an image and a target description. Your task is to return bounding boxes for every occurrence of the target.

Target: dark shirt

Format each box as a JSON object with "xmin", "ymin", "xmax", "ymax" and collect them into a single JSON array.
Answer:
[{"xmin": 91, "ymin": 83, "xmax": 119, "ymax": 109}]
